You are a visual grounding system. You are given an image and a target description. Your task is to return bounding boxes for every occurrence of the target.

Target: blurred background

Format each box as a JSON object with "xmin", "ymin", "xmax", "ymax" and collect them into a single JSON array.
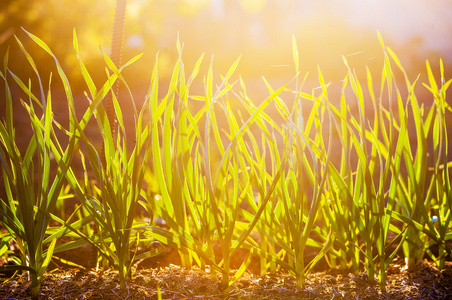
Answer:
[{"xmin": 1, "ymin": 0, "xmax": 451, "ymax": 92}]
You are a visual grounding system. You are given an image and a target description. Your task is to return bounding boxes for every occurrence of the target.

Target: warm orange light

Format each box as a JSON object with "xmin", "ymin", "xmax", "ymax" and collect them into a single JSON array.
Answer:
[
  {"xmin": 2, "ymin": 0, "xmax": 449, "ymax": 92},
  {"xmin": 239, "ymin": 0, "xmax": 267, "ymax": 13}
]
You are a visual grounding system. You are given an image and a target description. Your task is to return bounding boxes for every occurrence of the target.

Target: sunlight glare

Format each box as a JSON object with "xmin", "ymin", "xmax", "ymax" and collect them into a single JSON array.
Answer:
[
  {"xmin": 239, "ymin": 0, "xmax": 267, "ymax": 13},
  {"xmin": 176, "ymin": 0, "xmax": 210, "ymax": 17}
]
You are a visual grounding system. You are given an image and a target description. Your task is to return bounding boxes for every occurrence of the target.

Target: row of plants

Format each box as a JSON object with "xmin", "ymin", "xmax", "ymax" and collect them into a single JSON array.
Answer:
[{"xmin": 1, "ymin": 30, "xmax": 451, "ymax": 299}]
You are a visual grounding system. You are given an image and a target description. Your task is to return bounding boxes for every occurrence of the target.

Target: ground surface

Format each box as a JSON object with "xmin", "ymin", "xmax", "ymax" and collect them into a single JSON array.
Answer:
[{"xmin": 1, "ymin": 259, "xmax": 452, "ymax": 299}]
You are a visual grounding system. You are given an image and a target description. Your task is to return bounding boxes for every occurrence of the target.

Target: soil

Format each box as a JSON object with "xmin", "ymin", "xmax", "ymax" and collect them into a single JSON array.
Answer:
[{"xmin": 1, "ymin": 253, "xmax": 452, "ymax": 299}]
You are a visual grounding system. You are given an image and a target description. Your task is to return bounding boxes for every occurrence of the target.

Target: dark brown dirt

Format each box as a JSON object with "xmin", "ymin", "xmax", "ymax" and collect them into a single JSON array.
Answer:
[{"xmin": 1, "ymin": 259, "xmax": 451, "ymax": 299}]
